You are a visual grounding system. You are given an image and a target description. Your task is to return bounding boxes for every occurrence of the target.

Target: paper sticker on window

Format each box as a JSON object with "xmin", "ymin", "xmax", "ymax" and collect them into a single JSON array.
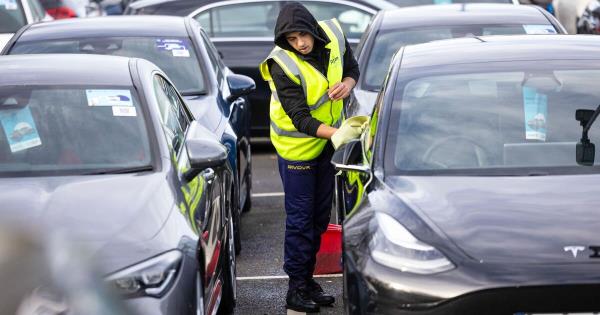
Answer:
[
  {"xmin": 523, "ymin": 25, "xmax": 557, "ymax": 35},
  {"xmin": 86, "ymin": 89, "xmax": 133, "ymax": 107},
  {"xmin": 523, "ymin": 87, "xmax": 547, "ymax": 141},
  {"xmin": 1, "ymin": 0, "xmax": 18, "ymax": 10},
  {"xmin": 434, "ymin": 0, "xmax": 452, "ymax": 3},
  {"xmin": 112, "ymin": 106, "xmax": 137, "ymax": 117},
  {"xmin": 0, "ymin": 107, "xmax": 42, "ymax": 153},
  {"xmin": 156, "ymin": 39, "xmax": 190, "ymax": 57}
]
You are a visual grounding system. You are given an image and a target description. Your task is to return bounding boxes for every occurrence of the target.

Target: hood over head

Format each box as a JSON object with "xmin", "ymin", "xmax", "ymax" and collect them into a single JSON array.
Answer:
[{"xmin": 274, "ymin": 1, "xmax": 329, "ymax": 53}]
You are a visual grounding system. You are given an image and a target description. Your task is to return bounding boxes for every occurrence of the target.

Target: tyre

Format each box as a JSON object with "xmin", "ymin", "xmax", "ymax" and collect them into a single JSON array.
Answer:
[
  {"xmin": 232, "ymin": 189, "xmax": 242, "ymax": 256},
  {"xmin": 218, "ymin": 209, "xmax": 237, "ymax": 314},
  {"xmin": 242, "ymin": 144, "xmax": 252, "ymax": 213}
]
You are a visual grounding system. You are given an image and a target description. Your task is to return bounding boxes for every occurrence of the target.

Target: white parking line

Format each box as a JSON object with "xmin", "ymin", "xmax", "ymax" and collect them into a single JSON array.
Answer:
[
  {"xmin": 237, "ymin": 274, "xmax": 342, "ymax": 281},
  {"xmin": 251, "ymin": 192, "xmax": 285, "ymax": 198}
]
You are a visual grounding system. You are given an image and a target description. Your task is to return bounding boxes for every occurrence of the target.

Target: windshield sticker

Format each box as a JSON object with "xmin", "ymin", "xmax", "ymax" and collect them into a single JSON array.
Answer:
[
  {"xmin": 523, "ymin": 25, "xmax": 557, "ymax": 35},
  {"xmin": 156, "ymin": 39, "xmax": 190, "ymax": 57},
  {"xmin": 523, "ymin": 87, "xmax": 548, "ymax": 141},
  {"xmin": 0, "ymin": 107, "xmax": 42, "ymax": 153},
  {"xmin": 86, "ymin": 89, "xmax": 133, "ymax": 107},
  {"xmin": 112, "ymin": 106, "xmax": 137, "ymax": 117},
  {"xmin": 1, "ymin": 0, "xmax": 18, "ymax": 10},
  {"xmin": 434, "ymin": 0, "xmax": 452, "ymax": 3}
]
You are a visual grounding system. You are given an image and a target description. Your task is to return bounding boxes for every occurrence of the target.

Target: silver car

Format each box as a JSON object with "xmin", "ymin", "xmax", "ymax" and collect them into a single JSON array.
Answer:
[{"xmin": 0, "ymin": 0, "xmax": 51, "ymax": 50}]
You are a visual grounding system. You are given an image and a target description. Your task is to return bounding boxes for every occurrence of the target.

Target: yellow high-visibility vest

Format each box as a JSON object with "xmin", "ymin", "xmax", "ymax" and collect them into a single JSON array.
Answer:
[{"xmin": 259, "ymin": 19, "xmax": 346, "ymax": 161}]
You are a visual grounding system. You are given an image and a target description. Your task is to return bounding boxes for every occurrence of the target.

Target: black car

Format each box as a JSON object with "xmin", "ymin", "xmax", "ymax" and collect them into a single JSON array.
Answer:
[
  {"xmin": 0, "ymin": 54, "xmax": 237, "ymax": 315},
  {"xmin": 333, "ymin": 35, "xmax": 600, "ymax": 314},
  {"xmin": 2, "ymin": 15, "xmax": 255, "ymax": 252},
  {"xmin": 126, "ymin": 0, "xmax": 397, "ymax": 138},
  {"xmin": 349, "ymin": 3, "xmax": 566, "ymax": 117}
]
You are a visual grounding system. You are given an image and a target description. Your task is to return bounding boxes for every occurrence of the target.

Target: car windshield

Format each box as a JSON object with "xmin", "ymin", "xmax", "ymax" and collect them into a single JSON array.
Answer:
[
  {"xmin": 390, "ymin": 0, "xmax": 513, "ymax": 6},
  {"xmin": 0, "ymin": 85, "xmax": 152, "ymax": 177},
  {"xmin": 0, "ymin": 0, "xmax": 26, "ymax": 33},
  {"xmin": 364, "ymin": 24, "xmax": 557, "ymax": 90},
  {"xmin": 385, "ymin": 61, "xmax": 600, "ymax": 176},
  {"xmin": 11, "ymin": 37, "xmax": 207, "ymax": 95}
]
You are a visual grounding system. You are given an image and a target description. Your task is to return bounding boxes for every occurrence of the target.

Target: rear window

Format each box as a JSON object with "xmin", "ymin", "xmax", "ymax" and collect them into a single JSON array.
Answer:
[
  {"xmin": 0, "ymin": 0, "xmax": 26, "ymax": 33},
  {"xmin": 11, "ymin": 37, "xmax": 207, "ymax": 95},
  {"xmin": 363, "ymin": 24, "xmax": 557, "ymax": 90},
  {"xmin": 389, "ymin": 0, "xmax": 514, "ymax": 6}
]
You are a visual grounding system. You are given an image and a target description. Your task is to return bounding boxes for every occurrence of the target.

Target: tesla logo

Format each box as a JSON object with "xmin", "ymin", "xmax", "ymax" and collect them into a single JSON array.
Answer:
[{"xmin": 564, "ymin": 246, "xmax": 585, "ymax": 258}]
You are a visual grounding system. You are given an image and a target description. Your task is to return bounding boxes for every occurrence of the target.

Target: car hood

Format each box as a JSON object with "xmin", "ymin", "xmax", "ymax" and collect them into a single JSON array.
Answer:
[
  {"xmin": 0, "ymin": 33, "xmax": 13, "ymax": 51},
  {"xmin": 386, "ymin": 175, "xmax": 600, "ymax": 264},
  {"xmin": 0, "ymin": 172, "xmax": 174, "ymax": 244},
  {"xmin": 184, "ymin": 95, "xmax": 225, "ymax": 136}
]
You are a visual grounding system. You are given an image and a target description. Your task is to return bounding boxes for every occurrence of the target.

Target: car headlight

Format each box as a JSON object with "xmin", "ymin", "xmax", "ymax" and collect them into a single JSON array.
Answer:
[
  {"xmin": 370, "ymin": 213, "xmax": 454, "ymax": 275},
  {"xmin": 106, "ymin": 250, "xmax": 182, "ymax": 298}
]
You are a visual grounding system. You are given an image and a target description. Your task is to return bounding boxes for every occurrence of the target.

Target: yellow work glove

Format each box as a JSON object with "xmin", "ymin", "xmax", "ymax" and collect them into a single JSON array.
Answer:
[{"xmin": 331, "ymin": 115, "xmax": 370, "ymax": 150}]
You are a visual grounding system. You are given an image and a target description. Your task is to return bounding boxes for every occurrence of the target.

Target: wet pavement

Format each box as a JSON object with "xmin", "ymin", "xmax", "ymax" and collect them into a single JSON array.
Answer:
[{"xmin": 234, "ymin": 144, "xmax": 344, "ymax": 315}]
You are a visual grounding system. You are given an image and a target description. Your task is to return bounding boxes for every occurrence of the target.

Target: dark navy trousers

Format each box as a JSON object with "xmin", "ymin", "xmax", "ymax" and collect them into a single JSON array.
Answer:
[{"xmin": 277, "ymin": 144, "xmax": 335, "ymax": 290}]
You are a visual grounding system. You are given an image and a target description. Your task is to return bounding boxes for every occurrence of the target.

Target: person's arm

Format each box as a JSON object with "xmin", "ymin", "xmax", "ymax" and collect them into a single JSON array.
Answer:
[{"xmin": 269, "ymin": 61, "xmax": 328, "ymax": 138}]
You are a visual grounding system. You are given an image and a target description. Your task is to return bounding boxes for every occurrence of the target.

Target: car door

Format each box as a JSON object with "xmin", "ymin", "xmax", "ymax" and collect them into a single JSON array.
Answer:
[
  {"xmin": 152, "ymin": 74, "xmax": 224, "ymax": 306},
  {"xmin": 198, "ymin": 27, "xmax": 251, "ymax": 197}
]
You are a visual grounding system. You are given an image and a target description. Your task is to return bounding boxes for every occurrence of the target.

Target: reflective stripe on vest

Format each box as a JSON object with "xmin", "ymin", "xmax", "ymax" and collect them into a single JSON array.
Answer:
[{"xmin": 260, "ymin": 19, "xmax": 346, "ymax": 161}]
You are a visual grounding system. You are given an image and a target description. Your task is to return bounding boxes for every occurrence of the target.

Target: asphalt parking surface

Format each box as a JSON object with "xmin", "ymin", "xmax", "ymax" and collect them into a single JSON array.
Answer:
[{"xmin": 234, "ymin": 144, "xmax": 344, "ymax": 315}]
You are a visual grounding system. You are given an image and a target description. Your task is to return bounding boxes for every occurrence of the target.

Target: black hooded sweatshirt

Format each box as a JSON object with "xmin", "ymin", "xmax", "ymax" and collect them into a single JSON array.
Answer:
[{"xmin": 268, "ymin": 2, "xmax": 360, "ymax": 137}]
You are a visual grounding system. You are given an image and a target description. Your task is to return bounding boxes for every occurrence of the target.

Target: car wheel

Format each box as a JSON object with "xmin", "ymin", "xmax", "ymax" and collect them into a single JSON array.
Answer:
[
  {"xmin": 218, "ymin": 208, "xmax": 237, "ymax": 314},
  {"xmin": 196, "ymin": 271, "xmax": 205, "ymax": 315}
]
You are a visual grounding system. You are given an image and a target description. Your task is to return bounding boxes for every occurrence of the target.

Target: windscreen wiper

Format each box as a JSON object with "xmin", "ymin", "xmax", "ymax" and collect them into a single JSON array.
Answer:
[
  {"xmin": 83, "ymin": 165, "xmax": 153, "ymax": 175},
  {"xmin": 576, "ymin": 104, "xmax": 600, "ymax": 166}
]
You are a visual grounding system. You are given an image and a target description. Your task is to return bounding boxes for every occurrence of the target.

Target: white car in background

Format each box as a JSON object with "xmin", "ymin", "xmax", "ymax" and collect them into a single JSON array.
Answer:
[{"xmin": 0, "ymin": 0, "xmax": 51, "ymax": 50}]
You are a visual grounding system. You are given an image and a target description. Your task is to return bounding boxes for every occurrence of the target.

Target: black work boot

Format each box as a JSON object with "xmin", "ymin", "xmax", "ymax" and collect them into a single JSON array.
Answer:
[
  {"xmin": 307, "ymin": 279, "xmax": 335, "ymax": 306},
  {"xmin": 286, "ymin": 287, "xmax": 320, "ymax": 313}
]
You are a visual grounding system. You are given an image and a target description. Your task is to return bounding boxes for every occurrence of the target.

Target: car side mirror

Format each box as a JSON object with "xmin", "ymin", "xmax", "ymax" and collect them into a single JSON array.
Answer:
[
  {"xmin": 331, "ymin": 139, "xmax": 370, "ymax": 173},
  {"xmin": 183, "ymin": 138, "xmax": 228, "ymax": 181},
  {"xmin": 226, "ymin": 74, "xmax": 255, "ymax": 102}
]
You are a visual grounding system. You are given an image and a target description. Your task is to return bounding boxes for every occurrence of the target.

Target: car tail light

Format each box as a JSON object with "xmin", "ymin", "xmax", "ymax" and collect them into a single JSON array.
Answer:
[{"xmin": 46, "ymin": 7, "xmax": 77, "ymax": 19}]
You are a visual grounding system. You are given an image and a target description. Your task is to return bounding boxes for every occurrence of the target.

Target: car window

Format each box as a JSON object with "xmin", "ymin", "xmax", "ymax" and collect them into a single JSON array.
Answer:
[
  {"xmin": 386, "ymin": 63, "xmax": 600, "ymax": 176},
  {"xmin": 26, "ymin": 0, "xmax": 46, "ymax": 20},
  {"xmin": 363, "ymin": 24, "xmax": 558, "ymax": 90},
  {"xmin": 299, "ymin": 1, "xmax": 373, "ymax": 39},
  {"xmin": 193, "ymin": 1, "xmax": 279, "ymax": 37},
  {"xmin": 0, "ymin": 85, "xmax": 152, "ymax": 176},
  {"xmin": 199, "ymin": 29, "xmax": 224, "ymax": 80},
  {"xmin": 0, "ymin": 0, "xmax": 27, "ymax": 33},
  {"xmin": 153, "ymin": 75, "xmax": 191, "ymax": 154},
  {"xmin": 389, "ymin": 0, "xmax": 513, "ymax": 6},
  {"xmin": 11, "ymin": 37, "xmax": 207, "ymax": 95}
]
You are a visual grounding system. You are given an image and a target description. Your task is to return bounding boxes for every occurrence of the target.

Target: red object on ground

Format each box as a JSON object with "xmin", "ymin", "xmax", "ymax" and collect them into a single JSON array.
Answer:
[{"xmin": 314, "ymin": 224, "xmax": 342, "ymax": 275}]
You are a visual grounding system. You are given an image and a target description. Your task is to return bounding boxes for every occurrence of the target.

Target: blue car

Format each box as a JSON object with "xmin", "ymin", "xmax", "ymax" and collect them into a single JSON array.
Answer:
[{"xmin": 2, "ymin": 16, "xmax": 256, "ymax": 253}]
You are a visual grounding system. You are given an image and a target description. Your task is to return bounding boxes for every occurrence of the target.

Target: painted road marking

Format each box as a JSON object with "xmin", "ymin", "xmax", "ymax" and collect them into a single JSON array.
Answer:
[
  {"xmin": 251, "ymin": 192, "xmax": 285, "ymax": 197},
  {"xmin": 237, "ymin": 274, "xmax": 342, "ymax": 281}
]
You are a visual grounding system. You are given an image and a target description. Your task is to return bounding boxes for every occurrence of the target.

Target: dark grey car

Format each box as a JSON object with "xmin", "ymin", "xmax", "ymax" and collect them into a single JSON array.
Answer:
[
  {"xmin": 335, "ymin": 35, "xmax": 600, "ymax": 314},
  {"xmin": 349, "ymin": 3, "xmax": 566, "ymax": 117},
  {"xmin": 0, "ymin": 54, "xmax": 236, "ymax": 315}
]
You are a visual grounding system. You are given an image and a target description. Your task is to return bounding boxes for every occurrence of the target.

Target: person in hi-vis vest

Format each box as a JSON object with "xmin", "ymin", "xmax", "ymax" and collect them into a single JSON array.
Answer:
[{"xmin": 259, "ymin": 2, "xmax": 362, "ymax": 313}]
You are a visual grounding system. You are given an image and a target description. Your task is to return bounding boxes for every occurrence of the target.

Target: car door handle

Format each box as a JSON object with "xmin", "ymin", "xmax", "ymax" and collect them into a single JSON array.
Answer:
[
  {"xmin": 202, "ymin": 168, "xmax": 215, "ymax": 182},
  {"xmin": 233, "ymin": 97, "xmax": 245, "ymax": 110}
]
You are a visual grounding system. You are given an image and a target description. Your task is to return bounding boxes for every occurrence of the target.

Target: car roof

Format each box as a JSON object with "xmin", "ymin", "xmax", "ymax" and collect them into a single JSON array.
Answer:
[
  {"xmin": 17, "ymin": 16, "xmax": 189, "ymax": 42},
  {"xmin": 128, "ymin": 0, "xmax": 394, "ymax": 16},
  {"xmin": 380, "ymin": 4, "xmax": 551, "ymax": 30},
  {"xmin": 0, "ymin": 54, "xmax": 135, "ymax": 86},
  {"xmin": 400, "ymin": 35, "xmax": 600, "ymax": 69}
]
